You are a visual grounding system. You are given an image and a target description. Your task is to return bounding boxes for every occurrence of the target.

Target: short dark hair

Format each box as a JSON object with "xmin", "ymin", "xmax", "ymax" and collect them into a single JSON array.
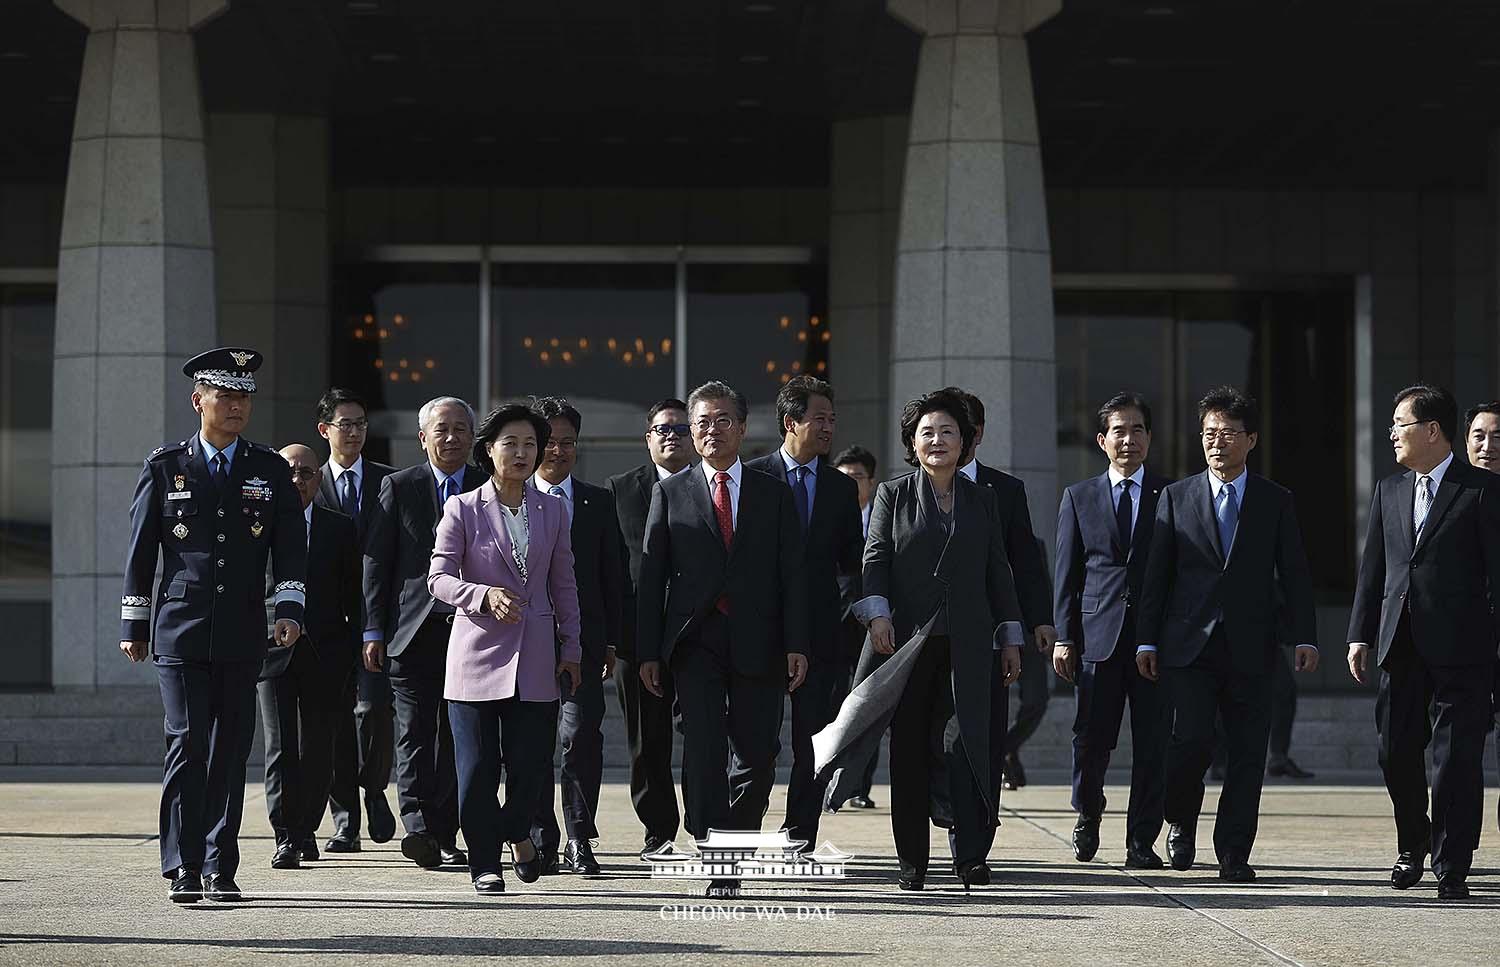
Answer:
[
  {"xmin": 1463, "ymin": 400, "xmax": 1500, "ymax": 433},
  {"xmin": 940, "ymin": 386, "xmax": 985, "ymax": 428},
  {"xmin": 1097, "ymin": 392, "xmax": 1153, "ymax": 435},
  {"xmin": 317, "ymin": 387, "xmax": 368, "ymax": 423},
  {"xmin": 832, "ymin": 445, "xmax": 876, "ymax": 477},
  {"xmin": 473, "ymin": 403, "xmax": 552, "ymax": 478},
  {"xmin": 776, "ymin": 375, "xmax": 834, "ymax": 433},
  {"xmin": 1393, "ymin": 384, "xmax": 1458, "ymax": 443},
  {"xmin": 532, "ymin": 395, "xmax": 582, "ymax": 435},
  {"xmin": 1197, "ymin": 385, "xmax": 1259, "ymax": 435},
  {"xmin": 648, "ymin": 397, "xmax": 688, "ymax": 424},
  {"xmin": 899, "ymin": 389, "xmax": 976, "ymax": 468},
  {"xmin": 686, "ymin": 380, "xmax": 749, "ymax": 424}
]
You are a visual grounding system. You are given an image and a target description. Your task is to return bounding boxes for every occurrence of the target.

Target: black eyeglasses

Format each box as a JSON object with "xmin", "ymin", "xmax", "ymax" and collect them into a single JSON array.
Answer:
[
  {"xmin": 651, "ymin": 423, "xmax": 690, "ymax": 437},
  {"xmin": 325, "ymin": 419, "xmax": 368, "ymax": 432}
]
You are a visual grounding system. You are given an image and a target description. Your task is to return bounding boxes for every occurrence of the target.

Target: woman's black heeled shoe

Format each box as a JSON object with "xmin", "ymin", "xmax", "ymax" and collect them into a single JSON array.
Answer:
[
  {"xmin": 510, "ymin": 840, "xmax": 542, "ymax": 883},
  {"xmin": 956, "ymin": 861, "xmax": 991, "ymax": 892}
]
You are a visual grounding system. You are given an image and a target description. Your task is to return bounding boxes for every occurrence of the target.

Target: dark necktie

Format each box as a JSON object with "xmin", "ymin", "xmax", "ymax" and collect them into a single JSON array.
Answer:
[
  {"xmin": 1115, "ymin": 479, "xmax": 1134, "ymax": 556},
  {"xmin": 440, "ymin": 475, "xmax": 456, "ymax": 506},
  {"xmin": 212, "ymin": 453, "xmax": 228, "ymax": 490},
  {"xmin": 791, "ymin": 465, "xmax": 811, "ymax": 534},
  {"xmin": 1216, "ymin": 482, "xmax": 1239, "ymax": 558},
  {"xmin": 713, "ymin": 471, "xmax": 733, "ymax": 615},
  {"xmin": 340, "ymin": 470, "xmax": 359, "ymax": 519}
]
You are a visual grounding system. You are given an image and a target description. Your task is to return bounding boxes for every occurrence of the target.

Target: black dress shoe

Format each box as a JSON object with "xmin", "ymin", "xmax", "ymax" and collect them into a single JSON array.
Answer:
[
  {"xmin": 440, "ymin": 845, "xmax": 468, "ymax": 868},
  {"xmin": 955, "ymin": 860, "xmax": 991, "ymax": 892},
  {"xmin": 640, "ymin": 835, "xmax": 670, "ymax": 859},
  {"xmin": 706, "ymin": 878, "xmax": 741, "ymax": 898},
  {"xmin": 169, "ymin": 869, "xmax": 201, "ymax": 904},
  {"xmin": 847, "ymin": 795, "xmax": 876, "ymax": 809},
  {"xmin": 1072, "ymin": 814, "xmax": 1101, "ymax": 862},
  {"xmin": 1267, "ymin": 757, "xmax": 1315, "ymax": 780},
  {"xmin": 1391, "ymin": 849, "xmax": 1427, "ymax": 890},
  {"xmin": 324, "ymin": 832, "xmax": 361, "ymax": 853},
  {"xmin": 401, "ymin": 832, "xmax": 442, "ymax": 869},
  {"xmin": 1167, "ymin": 823, "xmax": 1196, "ymax": 871},
  {"xmin": 271, "ymin": 843, "xmax": 301, "ymax": 870},
  {"xmin": 1436, "ymin": 873, "xmax": 1470, "ymax": 900},
  {"xmin": 1124, "ymin": 844, "xmax": 1165, "ymax": 870},
  {"xmin": 511, "ymin": 840, "xmax": 542, "ymax": 883},
  {"xmin": 897, "ymin": 874, "xmax": 924, "ymax": 891},
  {"xmin": 1002, "ymin": 751, "xmax": 1026, "ymax": 790},
  {"xmin": 300, "ymin": 838, "xmax": 319, "ymax": 862},
  {"xmin": 563, "ymin": 840, "xmax": 602, "ymax": 876},
  {"xmin": 203, "ymin": 873, "xmax": 243, "ymax": 902},
  {"xmin": 473, "ymin": 872, "xmax": 505, "ymax": 895},
  {"xmin": 365, "ymin": 790, "xmax": 397, "ymax": 844},
  {"xmin": 1218, "ymin": 860, "xmax": 1256, "ymax": 883},
  {"xmin": 537, "ymin": 849, "xmax": 561, "ymax": 876}
]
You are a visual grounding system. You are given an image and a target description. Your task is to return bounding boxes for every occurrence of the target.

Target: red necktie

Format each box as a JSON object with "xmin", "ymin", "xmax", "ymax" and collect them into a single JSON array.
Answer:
[{"xmin": 713, "ymin": 471, "xmax": 733, "ymax": 614}]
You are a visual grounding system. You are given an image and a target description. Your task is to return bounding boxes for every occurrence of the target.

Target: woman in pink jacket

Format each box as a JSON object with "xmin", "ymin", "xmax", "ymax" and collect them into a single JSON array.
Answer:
[{"xmin": 429, "ymin": 402, "xmax": 583, "ymax": 895}]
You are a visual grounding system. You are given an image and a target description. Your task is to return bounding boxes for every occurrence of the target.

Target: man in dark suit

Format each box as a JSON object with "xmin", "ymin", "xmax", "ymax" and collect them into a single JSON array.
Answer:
[
  {"xmin": 313, "ymin": 387, "xmax": 397, "ymax": 853},
  {"xmin": 948, "ymin": 389, "xmax": 1055, "ymax": 793},
  {"xmin": 1053, "ymin": 393, "xmax": 1171, "ymax": 869},
  {"xmin": 741, "ymin": 376, "xmax": 864, "ymax": 851},
  {"xmin": 1348, "ymin": 385, "xmax": 1500, "ymax": 900},
  {"xmin": 637, "ymin": 380, "xmax": 809, "ymax": 899},
  {"xmin": 258, "ymin": 445, "xmax": 362, "ymax": 869},
  {"xmin": 119, "ymin": 347, "xmax": 306, "ymax": 903},
  {"xmin": 608, "ymin": 397, "xmax": 692, "ymax": 856},
  {"xmin": 363, "ymin": 396, "xmax": 481, "ymax": 871},
  {"xmin": 1461, "ymin": 400, "xmax": 1500, "ymax": 837},
  {"xmin": 828, "ymin": 445, "xmax": 878, "ymax": 810},
  {"xmin": 529, "ymin": 397, "xmax": 623, "ymax": 877},
  {"xmin": 1137, "ymin": 385, "xmax": 1319, "ymax": 883}
]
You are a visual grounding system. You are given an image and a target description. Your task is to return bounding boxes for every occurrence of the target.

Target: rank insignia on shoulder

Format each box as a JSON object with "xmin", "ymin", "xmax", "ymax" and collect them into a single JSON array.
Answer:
[
  {"xmin": 172, "ymin": 523, "xmax": 189, "ymax": 540},
  {"xmin": 250, "ymin": 521, "xmax": 264, "ymax": 538}
]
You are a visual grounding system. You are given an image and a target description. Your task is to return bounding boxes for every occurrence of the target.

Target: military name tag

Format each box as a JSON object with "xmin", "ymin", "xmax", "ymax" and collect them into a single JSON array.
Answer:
[
  {"xmin": 172, "ymin": 523, "xmax": 189, "ymax": 540},
  {"xmin": 250, "ymin": 521, "xmax": 265, "ymax": 538},
  {"xmin": 167, "ymin": 491, "xmax": 192, "ymax": 500},
  {"xmin": 242, "ymin": 476, "xmax": 273, "ymax": 501}
]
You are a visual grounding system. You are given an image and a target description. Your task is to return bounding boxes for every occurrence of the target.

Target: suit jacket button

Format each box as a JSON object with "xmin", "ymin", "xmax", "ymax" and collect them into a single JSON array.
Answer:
[
  {"xmin": 216, "ymin": 584, "xmax": 225, "ymax": 593},
  {"xmin": 217, "ymin": 509, "xmax": 225, "ymax": 517},
  {"xmin": 217, "ymin": 559, "xmax": 225, "ymax": 567},
  {"xmin": 217, "ymin": 534, "xmax": 225, "ymax": 543}
]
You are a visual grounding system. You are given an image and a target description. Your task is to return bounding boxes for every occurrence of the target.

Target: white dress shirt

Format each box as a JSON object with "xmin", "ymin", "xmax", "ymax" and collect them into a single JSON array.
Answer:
[
  {"xmin": 860, "ymin": 502, "xmax": 872, "ymax": 538},
  {"xmin": 328, "ymin": 454, "xmax": 365, "ymax": 512},
  {"xmin": 780, "ymin": 448, "xmax": 818, "ymax": 511},
  {"xmin": 656, "ymin": 462, "xmax": 688, "ymax": 482},
  {"xmin": 700, "ymin": 458, "xmax": 743, "ymax": 529},
  {"xmin": 535, "ymin": 472, "xmax": 574, "ymax": 523},
  {"xmin": 303, "ymin": 502, "xmax": 313, "ymax": 550},
  {"xmin": 1108, "ymin": 464, "xmax": 1147, "ymax": 535},
  {"xmin": 959, "ymin": 458, "xmax": 979, "ymax": 482}
]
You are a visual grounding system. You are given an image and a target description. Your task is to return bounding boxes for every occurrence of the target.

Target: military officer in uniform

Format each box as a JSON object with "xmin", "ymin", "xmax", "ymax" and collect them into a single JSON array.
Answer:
[{"xmin": 119, "ymin": 347, "xmax": 307, "ymax": 904}]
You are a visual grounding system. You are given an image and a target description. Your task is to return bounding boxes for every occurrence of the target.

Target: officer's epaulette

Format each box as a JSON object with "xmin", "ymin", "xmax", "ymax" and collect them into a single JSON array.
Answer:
[
  {"xmin": 147, "ymin": 440, "xmax": 190, "ymax": 461},
  {"xmin": 243, "ymin": 439, "xmax": 278, "ymax": 456}
]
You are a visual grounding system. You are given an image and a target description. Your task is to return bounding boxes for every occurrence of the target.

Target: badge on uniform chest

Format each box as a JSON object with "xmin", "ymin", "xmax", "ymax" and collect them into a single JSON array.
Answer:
[
  {"xmin": 242, "ymin": 477, "xmax": 273, "ymax": 502},
  {"xmin": 251, "ymin": 521, "xmax": 264, "ymax": 538},
  {"xmin": 172, "ymin": 523, "xmax": 189, "ymax": 540},
  {"xmin": 174, "ymin": 474, "xmax": 186, "ymax": 491}
]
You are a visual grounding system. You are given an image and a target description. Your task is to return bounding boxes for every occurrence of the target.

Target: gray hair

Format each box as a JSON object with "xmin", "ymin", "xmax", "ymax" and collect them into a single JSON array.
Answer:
[
  {"xmin": 687, "ymin": 380, "xmax": 748, "ymax": 424},
  {"xmin": 417, "ymin": 396, "xmax": 476, "ymax": 432}
]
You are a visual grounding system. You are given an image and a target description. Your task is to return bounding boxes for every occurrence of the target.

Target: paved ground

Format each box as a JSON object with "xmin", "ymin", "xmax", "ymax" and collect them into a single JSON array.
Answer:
[{"xmin": 0, "ymin": 778, "xmax": 1497, "ymax": 966}]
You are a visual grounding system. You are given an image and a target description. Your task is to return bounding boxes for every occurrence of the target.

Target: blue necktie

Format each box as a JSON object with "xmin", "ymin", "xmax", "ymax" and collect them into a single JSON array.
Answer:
[
  {"xmin": 340, "ymin": 470, "xmax": 359, "ymax": 519},
  {"xmin": 1115, "ymin": 479, "xmax": 1134, "ymax": 558},
  {"xmin": 212, "ymin": 452, "xmax": 228, "ymax": 490},
  {"xmin": 440, "ymin": 475, "xmax": 456, "ymax": 506},
  {"xmin": 549, "ymin": 484, "xmax": 572, "ymax": 524},
  {"xmin": 791, "ymin": 466, "xmax": 811, "ymax": 533},
  {"xmin": 1216, "ymin": 482, "xmax": 1239, "ymax": 558}
]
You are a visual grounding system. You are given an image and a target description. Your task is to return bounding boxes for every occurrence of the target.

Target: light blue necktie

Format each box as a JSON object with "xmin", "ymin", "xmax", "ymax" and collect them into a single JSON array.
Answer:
[
  {"xmin": 1216, "ymin": 481, "xmax": 1239, "ymax": 558},
  {"xmin": 549, "ymin": 484, "xmax": 572, "ymax": 524}
]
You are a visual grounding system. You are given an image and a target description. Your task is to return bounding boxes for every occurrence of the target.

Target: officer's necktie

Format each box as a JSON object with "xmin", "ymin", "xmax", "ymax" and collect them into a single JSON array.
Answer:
[
  {"xmin": 1116, "ymin": 478, "xmax": 1134, "ymax": 556},
  {"xmin": 212, "ymin": 452, "xmax": 228, "ymax": 491},
  {"xmin": 1216, "ymin": 481, "xmax": 1239, "ymax": 559},
  {"xmin": 713, "ymin": 471, "xmax": 733, "ymax": 615},
  {"xmin": 340, "ymin": 470, "xmax": 359, "ymax": 519},
  {"xmin": 548, "ymin": 484, "xmax": 571, "ymax": 524},
  {"xmin": 791, "ymin": 465, "xmax": 811, "ymax": 534},
  {"xmin": 1413, "ymin": 474, "xmax": 1433, "ymax": 537}
]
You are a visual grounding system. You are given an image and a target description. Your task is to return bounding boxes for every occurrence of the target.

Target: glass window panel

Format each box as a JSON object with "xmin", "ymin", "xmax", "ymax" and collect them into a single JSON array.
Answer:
[
  {"xmin": 331, "ymin": 263, "xmax": 480, "ymax": 468},
  {"xmin": 0, "ymin": 284, "xmax": 54, "ymax": 586}
]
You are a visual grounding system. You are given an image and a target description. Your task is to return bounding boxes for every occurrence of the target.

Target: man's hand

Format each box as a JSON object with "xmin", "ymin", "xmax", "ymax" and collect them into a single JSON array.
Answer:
[
  {"xmin": 363, "ymin": 639, "xmax": 385, "ymax": 673},
  {"xmin": 869, "ymin": 616, "xmax": 895, "ymax": 654},
  {"xmin": 274, "ymin": 618, "xmax": 301, "ymax": 647},
  {"xmin": 1052, "ymin": 643, "xmax": 1078, "ymax": 684},
  {"xmin": 603, "ymin": 646, "xmax": 617, "ymax": 680},
  {"xmin": 640, "ymin": 660, "xmax": 663, "ymax": 697},
  {"xmin": 120, "ymin": 640, "xmax": 148, "ymax": 663},
  {"xmin": 558, "ymin": 660, "xmax": 581, "ymax": 696},
  {"xmin": 485, "ymin": 586, "xmax": 526, "ymax": 624},
  {"xmin": 1294, "ymin": 645, "xmax": 1320, "ymax": 673},
  {"xmin": 787, "ymin": 652, "xmax": 808, "ymax": 693},
  {"xmin": 1000, "ymin": 645, "xmax": 1022, "ymax": 685},
  {"xmin": 1034, "ymin": 624, "xmax": 1059, "ymax": 654},
  {"xmin": 1347, "ymin": 643, "xmax": 1369, "ymax": 685},
  {"xmin": 1136, "ymin": 649, "xmax": 1159, "ymax": 682}
]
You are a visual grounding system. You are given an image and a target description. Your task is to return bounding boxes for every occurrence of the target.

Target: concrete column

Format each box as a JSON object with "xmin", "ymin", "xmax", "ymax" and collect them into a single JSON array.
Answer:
[
  {"xmin": 886, "ymin": 0, "xmax": 1061, "ymax": 550},
  {"xmin": 829, "ymin": 116, "xmax": 906, "ymax": 475},
  {"xmin": 209, "ymin": 114, "xmax": 330, "ymax": 448},
  {"xmin": 51, "ymin": 0, "xmax": 227, "ymax": 687}
]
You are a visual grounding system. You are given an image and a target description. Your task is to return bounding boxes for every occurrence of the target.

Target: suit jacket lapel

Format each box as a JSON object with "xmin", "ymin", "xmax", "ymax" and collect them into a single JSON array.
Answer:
[
  {"xmin": 690, "ymin": 466, "xmax": 729, "ymax": 560},
  {"xmin": 318, "ymin": 463, "xmax": 339, "ymax": 511},
  {"xmin": 1096, "ymin": 473, "xmax": 1124, "ymax": 560},
  {"xmin": 1132, "ymin": 476, "xmax": 1163, "ymax": 560},
  {"xmin": 1225, "ymin": 475, "xmax": 1263, "ymax": 568},
  {"xmin": 807, "ymin": 456, "xmax": 833, "ymax": 535},
  {"xmin": 1192, "ymin": 472, "xmax": 1225, "ymax": 566},
  {"xmin": 478, "ymin": 481, "xmax": 524, "ymax": 586},
  {"xmin": 1414, "ymin": 465, "xmax": 1462, "ymax": 556},
  {"xmin": 1395, "ymin": 471, "xmax": 1416, "ymax": 558}
]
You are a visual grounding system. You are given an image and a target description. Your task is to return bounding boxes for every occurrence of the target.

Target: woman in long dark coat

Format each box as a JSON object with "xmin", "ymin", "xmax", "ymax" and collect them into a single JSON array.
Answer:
[{"xmin": 854, "ymin": 389, "xmax": 1024, "ymax": 890}]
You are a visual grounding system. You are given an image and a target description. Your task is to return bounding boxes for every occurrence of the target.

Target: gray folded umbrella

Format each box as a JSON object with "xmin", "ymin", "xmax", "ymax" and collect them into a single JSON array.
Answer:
[{"xmin": 814, "ymin": 614, "xmax": 937, "ymax": 812}]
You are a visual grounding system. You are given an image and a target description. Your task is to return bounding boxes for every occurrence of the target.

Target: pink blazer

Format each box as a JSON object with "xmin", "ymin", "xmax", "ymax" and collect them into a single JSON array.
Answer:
[{"xmin": 428, "ymin": 479, "xmax": 582, "ymax": 702}]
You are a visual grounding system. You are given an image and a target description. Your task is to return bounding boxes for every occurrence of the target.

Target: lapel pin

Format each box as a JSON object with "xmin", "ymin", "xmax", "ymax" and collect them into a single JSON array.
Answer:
[{"xmin": 172, "ymin": 523, "xmax": 189, "ymax": 540}]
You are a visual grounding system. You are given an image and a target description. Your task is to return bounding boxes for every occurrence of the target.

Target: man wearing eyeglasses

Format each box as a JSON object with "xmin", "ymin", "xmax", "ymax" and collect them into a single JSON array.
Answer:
[
  {"xmin": 1347, "ymin": 386, "xmax": 1500, "ymax": 901},
  {"xmin": 1136, "ymin": 385, "xmax": 1318, "ymax": 885},
  {"xmin": 1461, "ymin": 401, "xmax": 1500, "ymax": 840},
  {"xmin": 313, "ymin": 388, "xmax": 397, "ymax": 855},
  {"xmin": 607, "ymin": 398, "xmax": 692, "ymax": 857}
]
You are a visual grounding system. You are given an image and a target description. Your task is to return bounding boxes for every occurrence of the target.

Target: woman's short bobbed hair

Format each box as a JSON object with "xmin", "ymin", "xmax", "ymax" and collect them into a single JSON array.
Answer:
[
  {"xmin": 473, "ymin": 402, "xmax": 552, "ymax": 478},
  {"xmin": 899, "ymin": 388, "xmax": 977, "ymax": 468}
]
